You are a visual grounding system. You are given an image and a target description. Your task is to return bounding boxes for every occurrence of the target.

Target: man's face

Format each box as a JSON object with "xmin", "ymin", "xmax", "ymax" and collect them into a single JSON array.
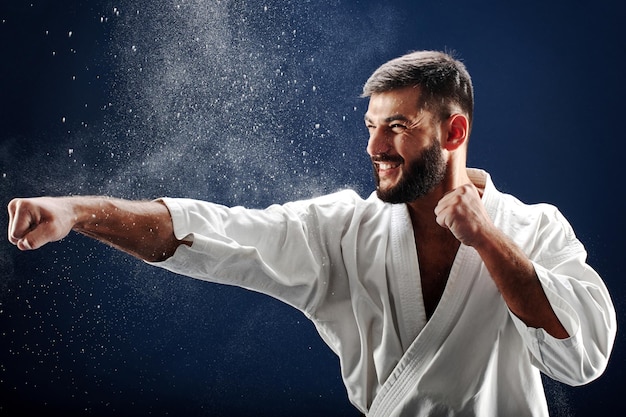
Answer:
[{"xmin": 365, "ymin": 87, "xmax": 446, "ymax": 203}]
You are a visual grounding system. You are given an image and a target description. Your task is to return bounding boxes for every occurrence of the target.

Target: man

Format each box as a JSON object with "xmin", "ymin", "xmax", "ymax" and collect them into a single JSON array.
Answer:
[{"xmin": 7, "ymin": 51, "xmax": 616, "ymax": 416}]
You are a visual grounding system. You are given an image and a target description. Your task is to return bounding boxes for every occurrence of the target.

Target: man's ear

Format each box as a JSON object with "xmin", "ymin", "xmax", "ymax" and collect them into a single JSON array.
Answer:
[{"xmin": 444, "ymin": 114, "xmax": 469, "ymax": 151}]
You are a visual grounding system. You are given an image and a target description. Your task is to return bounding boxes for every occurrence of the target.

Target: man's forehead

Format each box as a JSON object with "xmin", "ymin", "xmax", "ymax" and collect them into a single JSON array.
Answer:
[
  {"xmin": 367, "ymin": 87, "xmax": 420, "ymax": 107},
  {"xmin": 365, "ymin": 88, "xmax": 424, "ymax": 122}
]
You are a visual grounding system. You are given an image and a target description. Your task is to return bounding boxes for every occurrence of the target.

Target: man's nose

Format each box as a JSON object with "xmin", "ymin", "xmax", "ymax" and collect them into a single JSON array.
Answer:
[{"xmin": 367, "ymin": 128, "xmax": 392, "ymax": 156}]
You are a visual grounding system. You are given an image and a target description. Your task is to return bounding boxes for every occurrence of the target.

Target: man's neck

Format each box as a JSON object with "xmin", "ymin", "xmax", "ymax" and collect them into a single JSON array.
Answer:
[{"xmin": 406, "ymin": 166, "xmax": 472, "ymax": 235}]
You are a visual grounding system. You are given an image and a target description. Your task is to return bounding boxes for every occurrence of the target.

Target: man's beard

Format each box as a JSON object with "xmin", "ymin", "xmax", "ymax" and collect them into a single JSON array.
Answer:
[{"xmin": 373, "ymin": 140, "xmax": 446, "ymax": 204}]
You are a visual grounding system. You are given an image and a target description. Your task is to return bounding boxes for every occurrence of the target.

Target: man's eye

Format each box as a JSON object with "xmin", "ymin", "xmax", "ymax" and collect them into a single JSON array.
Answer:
[{"xmin": 390, "ymin": 124, "xmax": 407, "ymax": 131}]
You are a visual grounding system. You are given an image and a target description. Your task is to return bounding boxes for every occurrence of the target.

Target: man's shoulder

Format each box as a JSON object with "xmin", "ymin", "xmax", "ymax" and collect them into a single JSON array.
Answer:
[
  {"xmin": 488, "ymin": 183, "xmax": 584, "ymax": 259},
  {"xmin": 282, "ymin": 189, "xmax": 388, "ymax": 225},
  {"xmin": 479, "ymin": 169, "xmax": 563, "ymax": 221},
  {"xmin": 288, "ymin": 189, "xmax": 382, "ymax": 208},
  {"xmin": 491, "ymin": 186, "xmax": 564, "ymax": 223}
]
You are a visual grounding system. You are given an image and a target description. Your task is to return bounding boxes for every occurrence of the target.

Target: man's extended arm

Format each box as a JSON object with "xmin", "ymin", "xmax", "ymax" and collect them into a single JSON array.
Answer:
[{"xmin": 7, "ymin": 197, "xmax": 186, "ymax": 262}]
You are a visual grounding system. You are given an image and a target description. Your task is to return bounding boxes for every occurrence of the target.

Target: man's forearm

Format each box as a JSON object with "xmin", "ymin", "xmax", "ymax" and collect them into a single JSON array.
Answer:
[
  {"xmin": 474, "ymin": 228, "xmax": 569, "ymax": 339},
  {"xmin": 71, "ymin": 197, "xmax": 183, "ymax": 262}
]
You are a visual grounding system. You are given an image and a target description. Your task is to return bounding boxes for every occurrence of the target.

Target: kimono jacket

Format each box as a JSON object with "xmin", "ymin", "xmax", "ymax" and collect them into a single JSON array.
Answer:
[{"xmin": 152, "ymin": 168, "xmax": 616, "ymax": 416}]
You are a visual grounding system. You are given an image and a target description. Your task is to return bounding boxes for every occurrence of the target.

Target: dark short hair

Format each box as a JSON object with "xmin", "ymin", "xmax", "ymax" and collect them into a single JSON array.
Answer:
[{"xmin": 362, "ymin": 50, "xmax": 474, "ymax": 128}]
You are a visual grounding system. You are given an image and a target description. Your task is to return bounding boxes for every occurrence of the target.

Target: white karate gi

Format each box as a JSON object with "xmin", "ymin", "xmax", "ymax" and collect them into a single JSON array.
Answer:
[{"xmin": 152, "ymin": 169, "xmax": 616, "ymax": 416}]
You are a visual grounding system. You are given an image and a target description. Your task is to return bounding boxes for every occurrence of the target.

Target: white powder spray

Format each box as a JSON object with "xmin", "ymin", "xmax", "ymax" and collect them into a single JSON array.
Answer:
[{"xmin": 92, "ymin": 0, "xmax": 401, "ymax": 206}]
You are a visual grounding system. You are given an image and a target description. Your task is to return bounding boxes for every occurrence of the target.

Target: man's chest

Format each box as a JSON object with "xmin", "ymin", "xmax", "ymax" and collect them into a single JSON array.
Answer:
[{"xmin": 416, "ymin": 237, "xmax": 461, "ymax": 319}]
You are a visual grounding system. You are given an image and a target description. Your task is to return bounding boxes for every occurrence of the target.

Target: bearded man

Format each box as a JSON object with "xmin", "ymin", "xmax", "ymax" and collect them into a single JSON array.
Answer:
[{"xmin": 8, "ymin": 50, "xmax": 616, "ymax": 416}]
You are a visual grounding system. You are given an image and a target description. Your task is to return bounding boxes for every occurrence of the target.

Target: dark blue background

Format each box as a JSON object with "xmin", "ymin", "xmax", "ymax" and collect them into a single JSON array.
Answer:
[{"xmin": 1, "ymin": 1, "xmax": 623, "ymax": 416}]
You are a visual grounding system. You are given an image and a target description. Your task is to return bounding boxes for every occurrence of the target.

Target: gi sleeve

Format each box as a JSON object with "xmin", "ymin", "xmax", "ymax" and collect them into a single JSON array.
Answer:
[
  {"xmin": 147, "ymin": 193, "xmax": 352, "ymax": 314},
  {"xmin": 508, "ymin": 208, "xmax": 617, "ymax": 386}
]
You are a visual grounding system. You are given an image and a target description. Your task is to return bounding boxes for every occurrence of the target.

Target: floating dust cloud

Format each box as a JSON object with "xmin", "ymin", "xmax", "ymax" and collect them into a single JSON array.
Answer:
[
  {"xmin": 95, "ymin": 0, "xmax": 401, "ymax": 205},
  {"xmin": 4, "ymin": 0, "xmax": 400, "ymax": 204}
]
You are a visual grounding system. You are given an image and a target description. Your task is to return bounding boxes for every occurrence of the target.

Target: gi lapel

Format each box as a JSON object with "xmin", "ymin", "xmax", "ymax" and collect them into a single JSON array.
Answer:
[{"xmin": 369, "ymin": 204, "xmax": 484, "ymax": 416}]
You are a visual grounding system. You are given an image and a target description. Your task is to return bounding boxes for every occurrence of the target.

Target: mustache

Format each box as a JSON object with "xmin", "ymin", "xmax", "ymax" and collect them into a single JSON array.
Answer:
[{"xmin": 371, "ymin": 154, "xmax": 404, "ymax": 164}]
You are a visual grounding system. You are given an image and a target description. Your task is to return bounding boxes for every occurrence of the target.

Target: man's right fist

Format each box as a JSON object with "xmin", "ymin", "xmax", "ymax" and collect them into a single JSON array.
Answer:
[{"xmin": 7, "ymin": 197, "xmax": 77, "ymax": 251}]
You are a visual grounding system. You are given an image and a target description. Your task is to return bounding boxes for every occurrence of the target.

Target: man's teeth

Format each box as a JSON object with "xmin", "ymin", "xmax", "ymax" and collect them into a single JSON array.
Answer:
[{"xmin": 379, "ymin": 163, "xmax": 398, "ymax": 170}]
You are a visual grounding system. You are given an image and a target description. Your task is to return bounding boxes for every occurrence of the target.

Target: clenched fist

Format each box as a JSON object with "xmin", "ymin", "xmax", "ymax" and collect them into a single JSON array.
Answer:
[
  {"xmin": 8, "ymin": 197, "xmax": 77, "ymax": 251},
  {"xmin": 434, "ymin": 183, "xmax": 494, "ymax": 248}
]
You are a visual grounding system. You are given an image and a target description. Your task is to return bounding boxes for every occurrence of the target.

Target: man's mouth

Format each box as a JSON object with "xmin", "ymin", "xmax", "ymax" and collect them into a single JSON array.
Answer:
[
  {"xmin": 375, "ymin": 162, "xmax": 401, "ymax": 170},
  {"xmin": 372, "ymin": 157, "xmax": 403, "ymax": 184},
  {"xmin": 372, "ymin": 155, "xmax": 403, "ymax": 173}
]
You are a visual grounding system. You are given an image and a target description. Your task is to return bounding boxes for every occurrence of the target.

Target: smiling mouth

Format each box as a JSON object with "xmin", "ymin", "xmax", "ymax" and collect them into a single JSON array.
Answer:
[
  {"xmin": 372, "ymin": 155, "xmax": 403, "ymax": 172},
  {"xmin": 375, "ymin": 162, "xmax": 401, "ymax": 170}
]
